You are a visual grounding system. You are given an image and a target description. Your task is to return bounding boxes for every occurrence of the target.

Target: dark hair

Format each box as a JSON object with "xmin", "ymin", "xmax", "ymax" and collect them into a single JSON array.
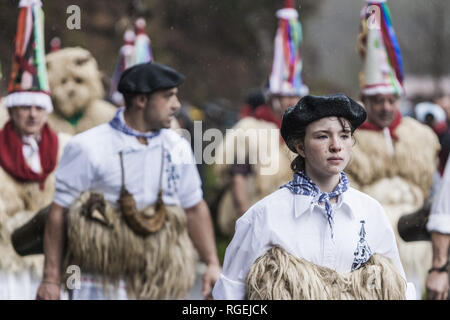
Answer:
[
  {"xmin": 245, "ymin": 90, "xmax": 266, "ymax": 110},
  {"xmin": 123, "ymin": 92, "xmax": 152, "ymax": 109},
  {"xmin": 123, "ymin": 93, "xmax": 135, "ymax": 108},
  {"xmin": 287, "ymin": 127, "xmax": 307, "ymax": 173},
  {"xmin": 288, "ymin": 117, "xmax": 354, "ymax": 173}
]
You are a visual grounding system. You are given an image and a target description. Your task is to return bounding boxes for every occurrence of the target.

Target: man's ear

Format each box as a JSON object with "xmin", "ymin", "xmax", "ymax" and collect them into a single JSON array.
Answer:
[{"xmin": 134, "ymin": 94, "xmax": 148, "ymax": 109}]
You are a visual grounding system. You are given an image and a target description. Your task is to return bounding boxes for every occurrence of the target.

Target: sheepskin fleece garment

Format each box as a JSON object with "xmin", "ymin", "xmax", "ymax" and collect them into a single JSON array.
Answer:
[
  {"xmin": 0, "ymin": 132, "xmax": 71, "ymax": 278},
  {"xmin": 46, "ymin": 47, "xmax": 117, "ymax": 135},
  {"xmin": 246, "ymin": 246, "xmax": 406, "ymax": 300},
  {"xmin": 47, "ymin": 99, "xmax": 117, "ymax": 135},
  {"xmin": 215, "ymin": 117, "xmax": 295, "ymax": 236},
  {"xmin": 346, "ymin": 117, "xmax": 440, "ymax": 294},
  {"xmin": 347, "ymin": 117, "xmax": 439, "ymax": 197},
  {"xmin": 64, "ymin": 192, "xmax": 198, "ymax": 299}
]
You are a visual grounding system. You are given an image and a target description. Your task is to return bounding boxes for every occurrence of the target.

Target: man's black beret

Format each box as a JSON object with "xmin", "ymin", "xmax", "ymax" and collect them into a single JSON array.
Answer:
[
  {"xmin": 118, "ymin": 61, "xmax": 185, "ymax": 95},
  {"xmin": 281, "ymin": 93, "xmax": 367, "ymax": 152}
]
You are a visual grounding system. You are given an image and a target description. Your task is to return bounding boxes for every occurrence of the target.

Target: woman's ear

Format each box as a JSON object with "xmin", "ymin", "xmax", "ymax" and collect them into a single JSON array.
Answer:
[{"xmin": 295, "ymin": 143, "xmax": 305, "ymax": 158}]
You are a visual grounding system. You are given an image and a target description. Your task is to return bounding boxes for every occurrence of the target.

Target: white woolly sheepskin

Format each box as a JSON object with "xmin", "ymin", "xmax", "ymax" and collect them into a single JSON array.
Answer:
[
  {"xmin": 64, "ymin": 192, "xmax": 198, "ymax": 299},
  {"xmin": 347, "ymin": 117, "xmax": 439, "ymax": 198},
  {"xmin": 0, "ymin": 132, "xmax": 71, "ymax": 277},
  {"xmin": 246, "ymin": 246, "xmax": 406, "ymax": 300},
  {"xmin": 46, "ymin": 47, "xmax": 117, "ymax": 135}
]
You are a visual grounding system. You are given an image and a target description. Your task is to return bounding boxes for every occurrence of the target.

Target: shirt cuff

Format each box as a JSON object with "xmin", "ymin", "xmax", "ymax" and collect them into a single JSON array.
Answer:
[
  {"xmin": 427, "ymin": 213, "xmax": 450, "ymax": 234},
  {"xmin": 53, "ymin": 189, "xmax": 76, "ymax": 208},
  {"xmin": 180, "ymin": 188, "xmax": 203, "ymax": 209},
  {"xmin": 406, "ymin": 282, "xmax": 417, "ymax": 300},
  {"xmin": 212, "ymin": 273, "xmax": 246, "ymax": 300}
]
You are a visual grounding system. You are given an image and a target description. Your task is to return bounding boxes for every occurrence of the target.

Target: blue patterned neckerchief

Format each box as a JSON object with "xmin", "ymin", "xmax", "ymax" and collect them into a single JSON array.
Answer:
[
  {"xmin": 109, "ymin": 107, "xmax": 161, "ymax": 139},
  {"xmin": 282, "ymin": 171, "xmax": 349, "ymax": 239}
]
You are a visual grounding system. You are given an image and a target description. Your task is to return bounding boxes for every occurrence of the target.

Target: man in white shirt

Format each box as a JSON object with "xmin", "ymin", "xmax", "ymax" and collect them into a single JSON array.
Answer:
[
  {"xmin": 36, "ymin": 61, "xmax": 221, "ymax": 300},
  {"xmin": 426, "ymin": 156, "xmax": 450, "ymax": 300}
]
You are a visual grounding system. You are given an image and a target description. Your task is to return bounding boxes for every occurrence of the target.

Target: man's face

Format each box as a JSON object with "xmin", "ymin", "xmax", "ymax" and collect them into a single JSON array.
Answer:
[
  {"xmin": 363, "ymin": 93, "xmax": 399, "ymax": 128},
  {"xmin": 144, "ymin": 88, "xmax": 181, "ymax": 130},
  {"xmin": 8, "ymin": 105, "xmax": 47, "ymax": 136}
]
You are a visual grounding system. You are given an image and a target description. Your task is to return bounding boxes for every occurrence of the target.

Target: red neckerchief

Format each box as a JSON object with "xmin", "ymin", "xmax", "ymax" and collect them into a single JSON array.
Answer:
[
  {"xmin": 253, "ymin": 104, "xmax": 282, "ymax": 129},
  {"xmin": 238, "ymin": 104, "xmax": 253, "ymax": 120},
  {"xmin": 0, "ymin": 120, "xmax": 58, "ymax": 189},
  {"xmin": 359, "ymin": 110, "xmax": 402, "ymax": 140}
]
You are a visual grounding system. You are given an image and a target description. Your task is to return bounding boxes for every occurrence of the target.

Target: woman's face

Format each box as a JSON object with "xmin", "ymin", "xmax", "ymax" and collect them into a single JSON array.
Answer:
[{"xmin": 295, "ymin": 116, "xmax": 352, "ymax": 179}]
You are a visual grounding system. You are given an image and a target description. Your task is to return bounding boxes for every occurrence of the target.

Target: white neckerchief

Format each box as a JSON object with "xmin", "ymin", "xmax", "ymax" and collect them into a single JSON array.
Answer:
[
  {"xmin": 22, "ymin": 135, "xmax": 42, "ymax": 174},
  {"xmin": 383, "ymin": 127, "xmax": 395, "ymax": 156}
]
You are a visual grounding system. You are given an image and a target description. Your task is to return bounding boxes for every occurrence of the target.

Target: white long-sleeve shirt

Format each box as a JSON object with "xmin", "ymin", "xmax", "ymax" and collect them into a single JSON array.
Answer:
[
  {"xmin": 54, "ymin": 123, "xmax": 203, "ymax": 211},
  {"xmin": 428, "ymin": 156, "xmax": 450, "ymax": 234},
  {"xmin": 212, "ymin": 187, "xmax": 416, "ymax": 300}
]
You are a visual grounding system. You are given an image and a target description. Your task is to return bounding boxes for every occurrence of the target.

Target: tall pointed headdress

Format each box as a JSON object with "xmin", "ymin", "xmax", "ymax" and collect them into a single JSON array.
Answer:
[
  {"xmin": 110, "ymin": 29, "xmax": 136, "ymax": 105},
  {"xmin": 268, "ymin": 0, "xmax": 308, "ymax": 97},
  {"xmin": 5, "ymin": 0, "xmax": 53, "ymax": 112},
  {"xmin": 357, "ymin": 0, "xmax": 404, "ymax": 96},
  {"xmin": 109, "ymin": 17, "xmax": 155, "ymax": 105},
  {"xmin": 134, "ymin": 18, "xmax": 154, "ymax": 64}
]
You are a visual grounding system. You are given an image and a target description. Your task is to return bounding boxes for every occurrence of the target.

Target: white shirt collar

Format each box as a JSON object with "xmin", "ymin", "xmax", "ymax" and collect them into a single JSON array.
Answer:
[
  {"xmin": 293, "ymin": 191, "xmax": 355, "ymax": 219},
  {"xmin": 112, "ymin": 124, "xmax": 163, "ymax": 154}
]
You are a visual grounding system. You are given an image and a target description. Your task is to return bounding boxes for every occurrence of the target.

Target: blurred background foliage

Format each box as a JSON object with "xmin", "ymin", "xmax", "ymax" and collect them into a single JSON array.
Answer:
[
  {"xmin": 0, "ymin": 0, "xmax": 321, "ymax": 109},
  {"xmin": 1, "ymin": 0, "xmax": 449, "ymax": 109}
]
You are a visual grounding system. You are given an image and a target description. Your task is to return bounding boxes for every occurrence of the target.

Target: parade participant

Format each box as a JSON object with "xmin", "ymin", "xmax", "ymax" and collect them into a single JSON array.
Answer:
[
  {"xmin": 238, "ymin": 89, "xmax": 265, "ymax": 120},
  {"xmin": 45, "ymin": 47, "xmax": 117, "ymax": 135},
  {"xmin": 212, "ymin": 93, "xmax": 416, "ymax": 300},
  {"xmin": 36, "ymin": 61, "xmax": 221, "ymax": 300},
  {"xmin": 346, "ymin": 0, "xmax": 440, "ymax": 297},
  {"xmin": 0, "ymin": 0, "xmax": 71, "ymax": 299},
  {"xmin": 109, "ymin": 29, "xmax": 137, "ymax": 107},
  {"xmin": 133, "ymin": 18, "xmax": 154, "ymax": 64},
  {"xmin": 109, "ymin": 18, "xmax": 181, "ymax": 131},
  {"xmin": 215, "ymin": 0, "xmax": 309, "ymax": 236},
  {"xmin": 425, "ymin": 155, "xmax": 450, "ymax": 300},
  {"xmin": 110, "ymin": 18, "xmax": 154, "ymax": 108}
]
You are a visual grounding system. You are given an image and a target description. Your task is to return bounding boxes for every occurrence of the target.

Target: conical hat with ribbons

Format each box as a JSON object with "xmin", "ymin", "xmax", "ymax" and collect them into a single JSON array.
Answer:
[
  {"xmin": 5, "ymin": 0, "xmax": 53, "ymax": 112},
  {"xmin": 358, "ymin": 0, "xmax": 404, "ymax": 96},
  {"xmin": 268, "ymin": 0, "xmax": 308, "ymax": 97}
]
